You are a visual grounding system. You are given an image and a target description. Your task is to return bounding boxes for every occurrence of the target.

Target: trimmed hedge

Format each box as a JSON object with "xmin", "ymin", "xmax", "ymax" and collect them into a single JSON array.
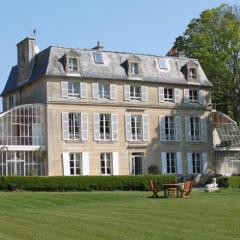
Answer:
[
  {"xmin": 0, "ymin": 175, "xmax": 176, "ymax": 192},
  {"xmin": 229, "ymin": 176, "xmax": 240, "ymax": 188},
  {"xmin": 217, "ymin": 176, "xmax": 240, "ymax": 188}
]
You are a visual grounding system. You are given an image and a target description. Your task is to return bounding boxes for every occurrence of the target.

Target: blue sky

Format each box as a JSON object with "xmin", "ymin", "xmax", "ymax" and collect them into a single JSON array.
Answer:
[{"xmin": 0, "ymin": 0, "xmax": 239, "ymax": 98}]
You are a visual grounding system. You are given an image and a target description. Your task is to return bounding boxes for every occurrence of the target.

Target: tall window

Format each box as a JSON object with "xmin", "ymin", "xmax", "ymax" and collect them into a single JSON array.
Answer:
[
  {"xmin": 130, "ymin": 63, "xmax": 139, "ymax": 75},
  {"xmin": 130, "ymin": 85, "xmax": 141, "ymax": 100},
  {"xmin": 189, "ymin": 90, "xmax": 199, "ymax": 103},
  {"xmin": 8, "ymin": 96, "xmax": 15, "ymax": 109},
  {"xmin": 192, "ymin": 153, "xmax": 201, "ymax": 174},
  {"xmin": 165, "ymin": 116, "xmax": 175, "ymax": 141},
  {"xmin": 190, "ymin": 117, "xmax": 200, "ymax": 141},
  {"xmin": 99, "ymin": 83, "xmax": 110, "ymax": 99},
  {"xmin": 69, "ymin": 153, "xmax": 82, "ymax": 175},
  {"xmin": 68, "ymin": 58, "xmax": 78, "ymax": 71},
  {"xmin": 164, "ymin": 88, "xmax": 174, "ymax": 102},
  {"xmin": 166, "ymin": 152, "xmax": 176, "ymax": 174},
  {"xmin": 101, "ymin": 153, "xmax": 112, "ymax": 175},
  {"xmin": 189, "ymin": 68, "xmax": 197, "ymax": 79},
  {"xmin": 69, "ymin": 113, "xmax": 81, "ymax": 139},
  {"xmin": 68, "ymin": 81, "xmax": 80, "ymax": 97},
  {"xmin": 100, "ymin": 114, "xmax": 111, "ymax": 140},
  {"xmin": 94, "ymin": 52, "xmax": 104, "ymax": 64},
  {"xmin": 131, "ymin": 115, "xmax": 142, "ymax": 140}
]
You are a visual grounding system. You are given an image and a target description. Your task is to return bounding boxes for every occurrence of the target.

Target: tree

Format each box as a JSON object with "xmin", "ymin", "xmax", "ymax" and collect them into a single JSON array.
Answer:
[{"xmin": 174, "ymin": 4, "xmax": 240, "ymax": 124}]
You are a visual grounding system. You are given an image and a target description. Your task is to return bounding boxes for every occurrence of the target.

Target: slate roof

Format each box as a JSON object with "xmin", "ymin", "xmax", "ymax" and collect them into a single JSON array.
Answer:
[{"xmin": 1, "ymin": 46, "xmax": 212, "ymax": 96}]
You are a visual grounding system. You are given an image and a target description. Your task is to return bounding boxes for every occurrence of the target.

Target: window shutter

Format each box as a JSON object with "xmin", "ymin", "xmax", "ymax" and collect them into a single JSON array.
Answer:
[
  {"xmin": 125, "ymin": 114, "xmax": 132, "ymax": 141},
  {"xmin": 112, "ymin": 152, "xmax": 119, "ymax": 175},
  {"xmin": 187, "ymin": 153, "xmax": 193, "ymax": 174},
  {"xmin": 174, "ymin": 88, "xmax": 181, "ymax": 103},
  {"xmin": 62, "ymin": 112, "xmax": 69, "ymax": 140},
  {"xmin": 12, "ymin": 95, "xmax": 16, "ymax": 107},
  {"xmin": 141, "ymin": 86, "xmax": 148, "ymax": 101},
  {"xmin": 111, "ymin": 113, "xmax": 118, "ymax": 141},
  {"xmin": 61, "ymin": 81, "xmax": 68, "ymax": 98},
  {"xmin": 175, "ymin": 116, "xmax": 181, "ymax": 142},
  {"xmin": 199, "ymin": 90, "xmax": 205, "ymax": 105},
  {"xmin": 202, "ymin": 153, "xmax": 208, "ymax": 174},
  {"xmin": 185, "ymin": 116, "xmax": 191, "ymax": 142},
  {"xmin": 80, "ymin": 82, "xmax": 87, "ymax": 99},
  {"xmin": 62, "ymin": 152, "xmax": 70, "ymax": 176},
  {"xmin": 92, "ymin": 83, "xmax": 99, "ymax": 99},
  {"xmin": 82, "ymin": 152, "xmax": 89, "ymax": 175},
  {"xmin": 200, "ymin": 117, "xmax": 207, "ymax": 142},
  {"xmin": 184, "ymin": 89, "xmax": 189, "ymax": 104},
  {"xmin": 158, "ymin": 87, "xmax": 164, "ymax": 102},
  {"xmin": 81, "ymin": 113, "xmax": 88, "ymax": 141},
  {"xmin": 124, "ymin": 85, "xmax": 130, "ymax": 101},
  {"xmin": 110, "ymin": 84, "xmax": 117, "ymax": 100},
  {"xmin": 142, "ymin": 114, "xmax": 149, "ymax": 141},
  {"xmin": 93, "ymin": 113, "xmax": 100, "ymax": 140},
  {"xmin": 161, "ymin": 152, "xmax": 167, "ymax": 174},
  {"xmin": 159, "ymin": 116, "xmax": 166, "ymax": 141},
  {"xmin": 176, "ymin": 152, "xmax": 182, "ymax": 174}
]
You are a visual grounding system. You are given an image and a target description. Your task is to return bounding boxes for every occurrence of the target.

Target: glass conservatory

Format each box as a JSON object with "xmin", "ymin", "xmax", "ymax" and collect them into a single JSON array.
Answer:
[{"xmin": 0, "ymin": 104, "xmax": 46, "ymax": 176}]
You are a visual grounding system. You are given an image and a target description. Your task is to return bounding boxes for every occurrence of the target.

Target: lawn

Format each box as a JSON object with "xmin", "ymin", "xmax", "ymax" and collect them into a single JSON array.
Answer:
[{"xmin": 0, "ymin": 190, "xmax": 239, "ymax": 240}]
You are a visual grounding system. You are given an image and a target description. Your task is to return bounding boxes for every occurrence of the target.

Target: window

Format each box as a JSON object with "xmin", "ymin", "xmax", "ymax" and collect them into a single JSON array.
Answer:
[
  {"xmin": 99, "ymin": 83, "xmax": 110, "ymax": 99},
  {"xmin": 131, "ymin": 153, "xmax": 143, "ymax": 175},
  {"xmin": 69, "ymin": 113, "xmax": 81, "ymax": 139},
  {"xmin": 165, "ymin": 116, "xmax": 175, "ymax": 141},
  {"xmin": 100, "ymin": 114, "xmax": 111, "ymax": 140},
  {"xmin": 192, "ymin": 153, "xmax": 201, "ymax": 174},
  {"xmin": 189, "ymin": 68, "xmax": 197, "ymax": 79},
  {"xmin": 8, "ymin": 96, "xmax": 15, "ymax": 109},
  {"xmin": 131, "ymin": 115, "xmax": 142, "ymax": 140},
  {"xmin": 159, "ymin": 59, "xmax": 168, "ymax": 69},
  {"xmin": 130, "ymin": 85, "xmax": 141, "ymax": 100},
  {"xmin": 130, "ymin": 63, "xmax": 139, "ymax": 75},
  {"xmin": 101, "ymin": 153, "xmax": 112, "ymax": 175},
  {"xmin": 68, "ymin": 58, "xmax": 78, "ymax": 71},
  {"xmin": 166, "ymin": 152, "xmax": 176, "ymax": 174},
  {"xmin": 94, "ymin": 52, "xmax": 104, "ymax": 64},
  {"xmin": 69, "ymin": 153, "xmax": 82, "ymax": 175},
  {"xmin": 164, "ymin": 88, "xmax": 174, "ymax": 102},
  {"xmin": 68, "ymin": 82, "xmax": 80, "ymax": 97},
  {"xmin": 190, "ymin": 117, "xmax": 200, "ymax": 141},
  {"xmin": 189, "ymin": 90, "xmax": 199, "ymax": 103}
]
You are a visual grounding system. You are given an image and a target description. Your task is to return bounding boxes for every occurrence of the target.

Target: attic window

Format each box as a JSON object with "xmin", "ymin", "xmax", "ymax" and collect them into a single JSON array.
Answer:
[
  {"xmin": 159, "ymin": 59, "xmax": 168, "ymax": 69},
  {"xmin": 189, "ymin": 68, "xmax": 197, "ymax": 79},
  {"xmin": 130, "ymin": 63, "xmax": 139, "ymax": 75},
  {"xmin": 68, "ymin": 58, "xmax": 78, "ymax": 71},
  {"xmin": 94, "ymin": 52, "xmax": 104, "ymax": 64}
]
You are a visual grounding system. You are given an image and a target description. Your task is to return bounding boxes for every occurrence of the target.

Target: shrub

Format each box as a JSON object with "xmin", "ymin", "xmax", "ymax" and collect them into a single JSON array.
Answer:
[
  {"xmin": 0, "ymin": 175, "xmax": 176, "ymax": 192},
  {"xmin": 217, "ymin": 176, "xmax": 230, "ymax": 188},
  {"xmin": 229, "ymin": 176, "xmax": 240, "ymax": 188}
]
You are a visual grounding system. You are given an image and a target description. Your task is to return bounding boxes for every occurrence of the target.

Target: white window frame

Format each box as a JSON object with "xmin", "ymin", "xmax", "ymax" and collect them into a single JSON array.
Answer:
[
  {"xmin": 94, "ymin": 52, "xmax": 104, "ymax": 64},
  {"xmin": 101, "ymin": 153, "xmax": 112, "ymax": 175},
  {"xmin": 130, "ymin": 63, "xmax": 139, "ymax": 75},
  {"xmin": 165, "ymin": 116, "xmax": 176, "ymax": 141},
  {"xmin": 130, "ymin": 85, "xmax": 141, "ymax": 100},
  {"xmin": 68, "ymin": 113, "xmax": 81, "ymax": 140},
  {"xmin": 190, "ymin": 117, "xmax": 201, "ymax": 142},
  {"xmin": 166, "ymin": 152, "xmax": 176, "ymax": 174},
  {"xmin": 131, "ymin": 115, "xmax": 142, "ymax": 141},
  {"xmin": 98, "ymin": 83, "xmax": 110, "ymax": 99},
  {"xmin": 68, "ymin": 58, "xmax": 78, "ymax": 71},
  {"xmin": 192, "ymin": 153, "xmax": 202, "ymax": 174},
  {"xmin": 189, "ymin": 89, "xmax": 199, "ymax": 104},
  {"xmin": 69, "ymin": 153, "xmax": 82, "ymax": 176},
  {"xmin": 164, "ymin": 88, "xmax": 174, "ymax": 102},
  {"xmin": 100, "ymin": 114, "xmax": 111, "ymax": 140},
  {"xmin": 189, "ymin": 68, "xmax": 197, "ymax": 79},
  {"xmin": 159, "ymin": 59, "xmax": 168, "ymax": 70},
  {"xmin": 68, "ymin": 81, "xmax": 80, "ymax": 97}
]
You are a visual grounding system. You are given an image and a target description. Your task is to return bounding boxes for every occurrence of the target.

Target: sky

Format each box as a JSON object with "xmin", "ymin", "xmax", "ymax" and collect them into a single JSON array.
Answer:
[{"xmin": 0, "ymin": 0, "xmax": 239, "ymax": 100}]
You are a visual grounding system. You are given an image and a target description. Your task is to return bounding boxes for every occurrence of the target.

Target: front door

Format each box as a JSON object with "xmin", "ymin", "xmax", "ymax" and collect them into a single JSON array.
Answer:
[{"xmin": 132, "ymin": 153, "xmax": 143, "ymax": 175}]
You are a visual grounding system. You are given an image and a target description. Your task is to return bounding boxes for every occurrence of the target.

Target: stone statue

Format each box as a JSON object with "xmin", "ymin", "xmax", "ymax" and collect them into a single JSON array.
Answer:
[{"xmin": 205, "ymin": 178, "xmax": 219, "ymax": 192}]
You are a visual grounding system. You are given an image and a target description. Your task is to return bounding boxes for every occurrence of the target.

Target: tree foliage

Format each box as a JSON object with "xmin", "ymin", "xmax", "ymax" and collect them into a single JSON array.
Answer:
[{"xmin": 174, "ymin": 4, "xmax": 240, "ymax": 123}]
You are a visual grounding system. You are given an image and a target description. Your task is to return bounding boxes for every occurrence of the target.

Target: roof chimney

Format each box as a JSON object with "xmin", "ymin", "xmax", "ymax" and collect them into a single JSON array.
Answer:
[{"xmin": 92, "ymin": 41, "xmax": 104, "ymax": 51}]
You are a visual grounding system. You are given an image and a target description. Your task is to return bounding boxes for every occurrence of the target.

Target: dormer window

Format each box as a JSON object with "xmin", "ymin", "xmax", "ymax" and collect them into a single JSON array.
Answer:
[
  {"xmin": 189, "ymin": 68, "xmax": 197, "ymax": 79},
  {"xmin": 68, "ymin": 58, "xmax": 78, "ymax": 71},
  {"xmin": 130, "ymin": 63, "xmax": 139, "ymax": 75},
  {"xmin": 94, "ymin": 52, "xmax": 104, "ymax": 64},
  {"xmin": 159, "ymin": 59, "xmax": 168, "ymax": 70}
]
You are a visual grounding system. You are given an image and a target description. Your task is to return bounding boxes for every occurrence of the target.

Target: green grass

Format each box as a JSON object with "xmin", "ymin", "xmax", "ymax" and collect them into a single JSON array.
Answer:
[{"xmin": 0, "ymin": 190, "xmax": 239, "ymax": 240}]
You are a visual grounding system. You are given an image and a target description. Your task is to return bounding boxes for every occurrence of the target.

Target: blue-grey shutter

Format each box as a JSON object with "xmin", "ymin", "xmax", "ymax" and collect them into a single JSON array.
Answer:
[
  {"xmin": 81, "ymin": 113, "xmax": 88, "ymax": 141},
  {"xmin": 187, "ymin": 153, "xmax": 193, "ymax": 174},
  {"xmin": 92, "ymin": 83, "xmax": 99, "ymax": 99},
  {"xmin": 159, "ymin": 116, "xmax": 166, "ymax": 141},
  {"xmin": 93, "ymin": 113, "xmax": 100, "ymax": 140},
  {"xmin": 110, "ymin": 84, "xmax": 117, "ymax": 100},
  {"xmin": 175, "ymin": 116, "xmax": 181, "ymax": 142},
  {"xmin": 141, "ymin": 86, "xmax": 148, "ymax": 101},
  {"xmin": 142, "ymin": 114, "xmax": 149, "ymax": 141},
  {"xmin": 176, "ymin": 152, "xmax": 182, "ymax": 174},
  {"xmin": 158, "ymin": 87, "xmax": 164, "ymax": 102},
  {"xmin": 202, "ymin": 153, "xmax": 208, "ymax": 174},
  {"xmin": 61, "ymin": 81, "xmax": 68, "ymax": 98},
  {"xmin": 62, "ymin": 152, "xmax": 70, "ymax": 176},
  {"xmin": 125, "ymin": 114, "xmax": 132, "ymax": 141},
  {"xmin": 80, "ymin": 82, "xmax": 87, "ymax": 99},
  {"xmin": 161, "ymin": 152, "xmax": 167, "ymax": 174},
  {"xmin": 185, "ymin": 116, "xmax": 191, "ymax": 142},
  {"xmin": 199, "ymin": 90, "xmax": 205, "ymax": 105},
  {"xmin": 174, "ymin": 88, "xmax": 181, "ymax": 103},
  {"xmin": 124, "ymin": 85, "xmax": 130, "ymax": 101},
  {"xmin": 184, "ymin": 89, "xmax": 189, "ymax": 104},
  {"xmin": 62, "ymin": 112, "xmax": 69, "ymax": 140},
  {"xmin": 201, "ymin": 117, "xmax": 207, "ymax": 142},
  {"xmin": 82, "ymin": 152, "xmax": 89, "ymax": 175},
  {"xmin": 111, "ymin": 113, "xmax": 118, "ymax": 141}
]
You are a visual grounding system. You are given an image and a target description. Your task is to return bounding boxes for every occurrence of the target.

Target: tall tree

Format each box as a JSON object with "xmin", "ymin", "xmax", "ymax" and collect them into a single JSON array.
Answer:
[{"xmin": 174, "ymin": 4, "xmax": 240, "ymax": 124}]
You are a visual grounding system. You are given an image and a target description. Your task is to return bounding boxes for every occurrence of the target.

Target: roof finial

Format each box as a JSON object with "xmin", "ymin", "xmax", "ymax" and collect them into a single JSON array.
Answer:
[{"xmin": 93, "ymin": 41, "xmax": 104, "ymax": 51}]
